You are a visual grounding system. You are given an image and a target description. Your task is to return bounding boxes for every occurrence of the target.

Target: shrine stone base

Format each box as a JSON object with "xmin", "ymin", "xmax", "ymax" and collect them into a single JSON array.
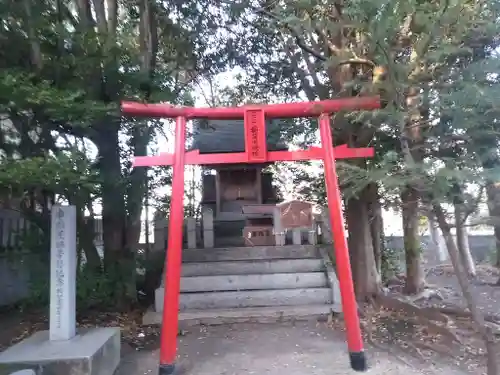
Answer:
[{"xmin": 0, "ymin": 328, "xmax": 120, "ymax": 375}]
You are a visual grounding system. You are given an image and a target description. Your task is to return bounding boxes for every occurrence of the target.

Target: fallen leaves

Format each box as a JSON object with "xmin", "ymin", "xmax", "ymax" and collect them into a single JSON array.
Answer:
[
  {"xmin": 0, "ymin": 308, "xmax": 162, "ymax": 352},
  {"xmin": 77, "ymin": 310, "xmax": 161, "ymax": 351},
  {"xmin": 327, "ymin": 292, "xmax": 500, "ymax": 374}
]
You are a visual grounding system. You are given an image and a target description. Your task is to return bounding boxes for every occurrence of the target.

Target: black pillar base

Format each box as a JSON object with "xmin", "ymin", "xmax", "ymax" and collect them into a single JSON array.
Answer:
[
  {"xmin": 159, "ymin": 363, "xmax": 176, "ymax": 375},
  {"xmin": 349, "ymin": 351, "xmax": 367, "ymax": 372}
]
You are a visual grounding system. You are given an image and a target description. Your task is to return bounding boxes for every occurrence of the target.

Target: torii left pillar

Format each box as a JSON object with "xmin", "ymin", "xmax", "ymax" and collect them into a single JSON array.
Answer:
[{"xmin": 158, "ymin": 116, "xmax": 186, "ymax": 375}]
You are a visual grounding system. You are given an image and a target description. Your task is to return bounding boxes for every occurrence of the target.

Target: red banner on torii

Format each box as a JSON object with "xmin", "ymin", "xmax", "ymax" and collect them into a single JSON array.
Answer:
[{"xmin": 121, "ymin": 95, "xmax": 381, "ymax": 375}]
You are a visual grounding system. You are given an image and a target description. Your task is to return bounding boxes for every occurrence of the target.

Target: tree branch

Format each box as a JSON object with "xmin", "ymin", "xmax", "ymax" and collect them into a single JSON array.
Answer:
[
  {"xmin": 106, "ymin": 0, "xmax": 118, "ymax": 43},
  {"xmin": 461, "ymin": 186, "xmax": 485, "ymax": 225},
  {"xmin": 92, "ymin": 0, "xmax": 107, "ymax": 35},
  {"xmin": 75, "ymin": 0, "xmax": 95, "ymax": 29},
  {"xmin": 252, "ymin": 6, "xmax": 327, "ymax": 61},
  {"xmin": 22, "ymin": 0, "xmax": 43, "ymax": 71},
  {"xmin": 284, "ymin": 40, "xmax": 318, "ymax": 101},
  {"xmin": 138, "ymin": 0, "xmax": 158, "ymax": 100}
]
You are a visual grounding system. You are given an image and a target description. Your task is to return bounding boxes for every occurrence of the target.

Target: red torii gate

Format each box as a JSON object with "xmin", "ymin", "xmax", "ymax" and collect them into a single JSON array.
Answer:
[{"xmin": 121, "ymin": 96, "xmax": 380, "ymax": 375}]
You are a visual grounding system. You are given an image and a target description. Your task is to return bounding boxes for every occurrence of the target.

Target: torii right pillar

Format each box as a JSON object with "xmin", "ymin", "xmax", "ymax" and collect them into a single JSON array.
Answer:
[{"xmin": 319, "ymin": 114, "xmax": 366, "ymax": 371}]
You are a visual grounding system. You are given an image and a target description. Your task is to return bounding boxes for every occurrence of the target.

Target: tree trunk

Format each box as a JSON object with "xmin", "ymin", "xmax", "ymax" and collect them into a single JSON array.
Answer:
[
  {"xmin": 346, "ymin": 188, "xmax": 381, "ymax": 300},
  {"xmin": 126, "ymin": 124, "xmax": 149, "ymax": 249},
  {"xmin": 367, "ymin": 183, "xmax": 384, "ymax": 274},
  {"xmin": 401, "ymin": 186, "xmax": 424, "ymax": 295},
  {"xmin": 433, "ymin": 204, "xmax": 498, "ymax": 375},
  {"xmin": 78, "ymin": 215, "xmax": 102, "ymax": 271},
  {"xmin": 486, "ymin": 182, "xmax": 500, "ymax": 269},
  {"xmin": 68, "ymin": 194, "xmax": 102, "ymax": 272},
  {"xmin": 97, "ymin": 124, "xmax": 137, "ymax": 306},
  {"xmin": 454, "ymin": 203, "xmax": 476, "ymax": 277},
  {"xmin": 427, "ymin": 215, "xmax": 447, "ymax": 262}
]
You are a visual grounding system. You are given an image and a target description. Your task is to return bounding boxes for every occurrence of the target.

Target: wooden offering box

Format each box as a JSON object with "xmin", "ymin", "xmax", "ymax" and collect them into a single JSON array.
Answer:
[{"xmin": 242, "ymin": 204, "xmax": 275, "ymax": 246}]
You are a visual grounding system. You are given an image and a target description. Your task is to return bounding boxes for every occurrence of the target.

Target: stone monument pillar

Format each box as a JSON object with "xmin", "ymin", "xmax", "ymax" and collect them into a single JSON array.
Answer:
[
  {"xmin": 292, "ymin": 228, "xmax": 302, "ymax": 245},
  {"xmin": 308, "ymin": 221, "xmax": 318, "ymax": 245},
  {"xmin": 0, "ymin": 205, "xmax": 121, "ymax": 375},
  {"xmin": 49, "ymin": 205, "xmax": 77, "ymax": 341},
  {"xmin": 202, "ymin": 208, "xmax": 214, "ymax": 248},
  {"xmin": 185, "ymin": 217, "xmax": 197, "ymax": 249},
  {"xmin": 153, "ymin": 214, "xmax": 167, "ymax": 252},
  {"xmin": 273, "ymin": 207, "xmax": 285, "ymax": 246}
]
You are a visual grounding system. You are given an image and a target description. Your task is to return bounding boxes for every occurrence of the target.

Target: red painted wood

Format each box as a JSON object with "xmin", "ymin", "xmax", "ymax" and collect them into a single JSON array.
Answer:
[
  {"xmin": 132, "ymin": 145, "xmax": 374, "ymax": 167},
  {"xmin": 159, "ymin": 116, "xmax": 186, "ymax": 366},
  {"xmin": 133, "ymin": 152, "xmax": 174, "ymax": 167},
  {"xmin": 121, "ymin": 96, "xmax": 380, "ymax": 119},
  {"xmin": 266, "ymin": 147, "xmax": 324, "ymax": 162},
  {"xmin": 319, "ymin": 114, "xmax": 364, "ymax": 355},
  {"xmin": 332, "ymin": 144, "xmax": 375, "ymax": 158}
]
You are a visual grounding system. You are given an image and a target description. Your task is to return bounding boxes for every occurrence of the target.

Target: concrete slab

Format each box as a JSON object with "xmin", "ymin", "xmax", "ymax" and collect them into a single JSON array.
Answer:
[
  {"xmin": 115, "ymin": 322, "xmax": 467, "ymax": 375},
  {"xmin": 181, "ymin": 258, "xmax": 325, "ymax": 277},
  {"xmin": 143, "ymin": 305, "xmax": 339, "ymax": 326},
  {"xmin": 0, "ymin": 328, "xmax": 120, "ymax": 375},
  {"xmin": 180, "ymin": 272, "xmax": 328, "ymax": 292}
]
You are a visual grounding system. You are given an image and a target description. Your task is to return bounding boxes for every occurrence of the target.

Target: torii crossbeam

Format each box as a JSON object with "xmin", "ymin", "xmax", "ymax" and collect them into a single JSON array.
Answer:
[{"xmin": 121, "ymin": 96, "xmax": 381, "ymax": 375}]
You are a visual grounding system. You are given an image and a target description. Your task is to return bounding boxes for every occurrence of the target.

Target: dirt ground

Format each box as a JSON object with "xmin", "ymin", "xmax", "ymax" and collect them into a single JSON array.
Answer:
[
  {"xmin": 372, "ymin": 262, "xmax": 500, "ymax": 374},
  {"xmin": 115, "ymin": 321, "xmax": 468, "ymax": 375},
  {"xmin": 426, "ymin": 264, "xmax": 500, "ymax": 316}
]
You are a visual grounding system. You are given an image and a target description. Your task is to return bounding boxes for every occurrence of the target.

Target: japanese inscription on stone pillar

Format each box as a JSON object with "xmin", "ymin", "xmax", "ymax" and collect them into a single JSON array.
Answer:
[{"xmin": 49, "ymin": 205, "xmax": 77, "ymax": 341}]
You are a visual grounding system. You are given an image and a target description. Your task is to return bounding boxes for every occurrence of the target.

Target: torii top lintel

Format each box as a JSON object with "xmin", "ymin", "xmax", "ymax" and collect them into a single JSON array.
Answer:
[
  {"xmin": 121, "ymin": 96, "xmax": 380, "ymax": 119},
  {"xmin": 121, "ymin": 96, "xmax": 380, "ymax": 166}
]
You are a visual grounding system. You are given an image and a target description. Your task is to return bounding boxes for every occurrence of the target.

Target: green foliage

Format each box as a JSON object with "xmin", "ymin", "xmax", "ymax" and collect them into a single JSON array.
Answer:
[
  {"xmin": 76, "ymin": 267, "xmax": 120, "ymax": 310},
  {"xmin": 13, "ymin": 224, "xmax": 49, "ymax": 256},
  {"xmin": 381, "ymin": 247, "xmax": 403, "ymax": 281},
  {"xmin": 19, "ymin": 265, "xmax": 127, "ymax": 311},
  {"xmin": 218, "ymin": 0, "xmax": 500, "ymax": 212},
  {"xmin": 0, "ymin": 70, "xmax": 112, "ymax": 123},
  {"xmin": 0, "ymin": 154, "xmax": 98, "ymax": 196},
  {"xmin": 23, "ymin": 272, "xmax": 50, "ymax": 309},
  {"xmin": 0, "ymin": 0, "xmax": 245, "ymax": 305}
]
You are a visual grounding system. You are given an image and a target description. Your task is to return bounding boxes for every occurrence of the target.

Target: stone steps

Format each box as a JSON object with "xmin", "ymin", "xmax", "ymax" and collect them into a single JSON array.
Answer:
[
  {"xmin": 143, "ymin": 304, "xmax": 338, "ymax": 326},
  {"xmin": 214, "ymin": 235, "xmax": 246, "ymax": 248},
  {"xmin": 177, "ymin": 288, "xmax": 332, "ymax": 310},
  {"xmin": 148, "ymin": 244, "xmax": 341, "ymax": 325},
  {"xmin": 179, "ymin": 272, "xmax": 328, "ymax": 293},
  {"xmin": 182, "ymin": 244, "xmax": 318, "ymax": 262},
  {"xmin": 181, "ymin": 258, "xmax": 325, "ymax": 277}
]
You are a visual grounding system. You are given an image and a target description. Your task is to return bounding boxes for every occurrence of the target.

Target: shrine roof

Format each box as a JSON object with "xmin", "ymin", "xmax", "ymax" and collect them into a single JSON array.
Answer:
[{"xmin": 192, "ymin": 119, "xmax": 287, "ymax": 154}]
